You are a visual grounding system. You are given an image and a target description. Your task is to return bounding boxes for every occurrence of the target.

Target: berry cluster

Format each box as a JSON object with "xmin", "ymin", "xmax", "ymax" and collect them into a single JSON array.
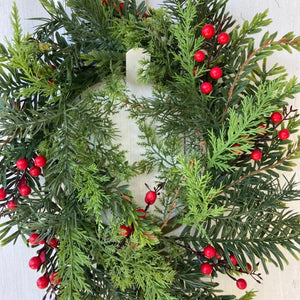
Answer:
[
  {"xmin": 28, "ymin": 233, "xmax": 61, "ymax": 290},
  {"xmin": 0, "ymin": 155, "xmax": 47, "ymax": 212},
  {"xmin": 231, "ymin": 110, "xmax": 293, "ymax": 162},
  {"xmin": 179, "ymin": 244, "xmax": 262, "ymax": 290},
  {"xmin": 194, "ymin": 24, "xmax": 230, "ymax": 95}
]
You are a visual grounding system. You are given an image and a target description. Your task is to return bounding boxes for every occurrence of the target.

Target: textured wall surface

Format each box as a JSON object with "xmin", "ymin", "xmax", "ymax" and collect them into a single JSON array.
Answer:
[{"xmin": 0, "ymin": 0, "xmax": 299, "ymax": 299}]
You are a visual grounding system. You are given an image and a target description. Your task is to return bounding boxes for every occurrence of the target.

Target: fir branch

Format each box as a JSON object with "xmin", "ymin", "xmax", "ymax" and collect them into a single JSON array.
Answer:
[{"xmin": 225, "ymin": 143, "xmax": 300, "ymax": 191}]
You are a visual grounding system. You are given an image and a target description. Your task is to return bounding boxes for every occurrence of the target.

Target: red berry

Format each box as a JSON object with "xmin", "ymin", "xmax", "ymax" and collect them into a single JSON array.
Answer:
[
  {"xmin": 229, "ymin": 254, "xmax": 238, "ymax": 265},
  {"xmin": 0, "ymin": 188, "xmax": 7, "ymax": 200},
  {"xmin": 194, "ymin": 50, "xmax": 205, "ymax": 62},
  {"xmin": 200, "ymin": 82, "xmax": 213, "ymax": 94},
  {"xmin": 29, "ymin": 233, "xmax": 45, "ymax": 245},
  {"xmin": 203, "ymin": 245, "xmax": 216, "ymax": 258},
  {"xmin": 29, "ymin": 256, "xmax": 42, "ymax": 270},
  {"xmin": 19, "ymin": 184, "xmax": 31, "ymax": 196},
  {"xmin": 36, "ymin": 275, "xmax": 49, "ymax": 289},
  {"xmin": 201, "ymin": 263, "xmax": 213, "ymax": 275},
  {"xmin": 232, "ymin": 144, "xmax": 242, "ymax": 155},
  {"xmin": 251, "ymin": 150, "xmax": 262, "ymax": 161},
  {"xmin": 193, "ymin": 67, "xmax": 200, "ymax": 77},
  {"xmin": 137, "ymin": 208, "xmax": 146, "ymax": 219},
  {"xmin": 216, "ymin": 252, "xmax": 221, "ymax": 260},
  {"xmin": 217, "ymin": 32, "xmax": 230, "ymax": 44},
  {"xmin": 16, "ymin": 158, "xmax": 28, "ymax": 170},
  {"xmin": 236, "ymin": 278, "xmax": 247, "ymax": 290},
  {"xmin": 278, "ymin": 128, "xmax": 290, "ymax": 140},
  {"xmin": 120, "ymin": 225, "xmax": 132, "ymax": 236},
  {"xmin": 34, "ymin": 155, "xmax": 47, "ymax": 167},
  {"xmin": 145, "ymin": 190, "xmax": 157, "ymax": 205},
  {"xmin": 50, "ymin": 271, "xmax": 61, "ymax": 285},
  {"xmin": 48, "ymin": 237, "xmax": 59, "ymax": 248},
  {"xmin": 18, "ymin": 176, "xmax": 27, "ymax": 188},
  {"xmin": 209, "ymin": 66, "xmax": 223, "ymax": 79},
  {"xmin": 39, "ymin": 250, "xmax": 46, "ymax": 263},
  {"xmin": 258, "ymin": 124, "xmax": 266, "ymax": 135},
  {"xmin": 246, "ymin": 263, "xmax": 252, "ymax": 272},
  {"xmin": 29, "ymin": 166, "xmax": 41, "ymax": 177},
  {"xmin": 270, "ymin": 112, "xmax": 283, "ymax": 123},
  {"xmin": 120, "ymin": 2, "xmax": 124, "ymax": 10},
  {"xmin": 201, "ymin": 24, "xmax": 215, "ymax": 39},
  {"xmin": 7, "ymin": 200, "xmax": 17, "ymax": 211},
  {"xmin": 102, "ymin": 0, "xmax": 108, "ymax": 5}
]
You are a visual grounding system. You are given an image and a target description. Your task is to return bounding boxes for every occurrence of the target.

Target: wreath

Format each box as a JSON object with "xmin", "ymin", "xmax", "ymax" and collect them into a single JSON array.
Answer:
[{"xmin": 0, "ymin": 0, "xmax": 300, "ymax": 299}]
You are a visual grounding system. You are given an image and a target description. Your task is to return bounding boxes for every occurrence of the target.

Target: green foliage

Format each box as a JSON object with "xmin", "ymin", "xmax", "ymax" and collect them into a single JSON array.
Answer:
[{"xmin": 0, "ymin": 0, "xmax": 300, "ymax": 299}]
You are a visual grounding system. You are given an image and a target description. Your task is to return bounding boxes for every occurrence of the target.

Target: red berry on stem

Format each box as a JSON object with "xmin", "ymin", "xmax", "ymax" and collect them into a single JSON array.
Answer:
[
  {"xmin": 37, "ymin": 275, "xmax": 49, "ymax": 289},
  {"xmin": 0, "ymin": 188, "xmax": 7, "ymax": 200},
  {"xmin": 270, "ymin": 112, "xmax": 283, "ymax": 123},
  {"xmin": 217, "ymin": 32, "xmax": 230, "ymax": 44},
  {"xmin": 29, "ymin": 256, "xmax": 42, "ymax": 270},
  {"xmin": 200, "ymin": 82, "xmax": 213, "ymax": 94},
  {"xmin": 34, "ymin": 155, "xmax": 47, "ymax": 167},
  {"xmin": 236, "ymin": 278, "xmax": 247, "ymax": 290},
  {"xmin": 278, "ymin": 128, "xmax": 290, "ymax": 140},
  {"xmin": 194, "ymin": 50, "xmax": 205, "ymax": 62},
  {"xmin": 246, "ymin": 263, "xmax": 252, "ymax": 272},
  {"xmin": 145, "ymin": 190, "xmax": 157, "ymax": 205},
  {"xmin": 29, "ymin": 166, "xmax": 41, "ymax": 177},
  {"xmin": 201, "ymin": 24, "xmax": 215, "ymax": 39},
  {"xmin": 7, "ymin": 200, "xmax": 17, "ymax": 211},
  {"xmin": 19, "ymin": 184, "xmax": 31, "ymax": 196},
  {"xmin": 251, "ymin": 150, "xmax": 262, "ymax": 161},
  {"xmin": 16, "ymin": 158, "xmax": 28, "ymax": 170},
  {"xmin": 29, "ymin": 233, "xmax": 45, "ymax": 245},
  {"xmin": 232, "ymin": 144, "xmax": 242, "ymax": 155},
  {"xmin": 137, "ymin": 208, "xmax": 146, "ymax": 219},
  {"xmin": 18, "ymin": 176, "xmax": 27, "ymax": 188},
  {"xmin": 39, "ymin": 250, "xmax": 46, "ymax": 263},
  {"xmin": 120, "ymin": 225, "xmax": 132, "ymax": 236},
  {"xmin": 120, "ymin": 2, "xmax": 124, "ymax": 10},
  {"xmin": 216, "ymin": 251, "xmax": 221, "ymax": 260},
  {"xmin": 203, "ymin": 245, "xmax": 216, "ymax": 258},
  {"xmin": 229, "ymin": 254, "xmax": 238, "ymax": 265},
  {"xmin": 201, "ymin": 263, "xmax": 213, "ymax": 275},
  {"xmin": 209, "ymin": 66, "xmax": 223, "ymax": 79},
  {"xmin": 48, "ymin": 237, "xmax": 59, "ymax": 248},
  {"xmin": 50, "ymin": 271, "xmax": 61, "ymax": 285}
]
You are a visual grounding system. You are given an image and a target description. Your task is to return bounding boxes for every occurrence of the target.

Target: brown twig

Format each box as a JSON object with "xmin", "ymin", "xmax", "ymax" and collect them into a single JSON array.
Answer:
[
  {"xmin": 221, "ymin": 38, "xmax": 292, "ymax": 124},
  {"xmin": 224, "ymin": 143, "xmax": 300, "ymax": 191}
]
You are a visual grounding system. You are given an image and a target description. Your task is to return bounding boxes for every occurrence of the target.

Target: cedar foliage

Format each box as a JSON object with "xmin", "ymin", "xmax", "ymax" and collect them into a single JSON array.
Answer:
[{"xmin": 0, "ymin": 0, "xmax": 300, "ymax": 299}]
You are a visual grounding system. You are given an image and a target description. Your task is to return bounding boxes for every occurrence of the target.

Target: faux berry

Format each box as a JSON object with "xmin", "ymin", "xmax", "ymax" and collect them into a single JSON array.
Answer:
[
  {"xmin": 201, "ymin": 24, "xmax": 215, "ymax": 39},
  {"xmin": 19, "ymin": 184, "xmax": 31, "ymax": 196},
  {"xmin": 209, "ymin": 66, "xmax": 223, "ymax": 79},
  {"xmin": 0, "ymin": 188, "xmax": 7, "ymax": 200},
  {"xmin": 217, "ymin": 32, "xmax": 230, "ymax": 44},
  {"xmin": 50, "ymin": 271, "xmax": 61, "ymax": 285},
  {"xmin": 34, "ymin": 155, "xmax": 47, "ymax": 167},
  {"xmin": 36, "ymin": 275, "xmax": 49, "ymax": 289},
  {"xmin": 203, "ymin": 245, "xmax": 216, "ymax": 258},
  {"xmin": 145, "ymin": 190, "xmax": 157, "ymax": 205},
  {"xmin": 39, "ymin": 250, "xmax": 46, "ymax": 263},
  {"xmin": 120, "ymin": 224, "xmax": 132, "ymax": 236},
  {"xmin": 29, "ymin": 166, "xmax": 41, "ymax": 177},
  {"xmin": 7, "ymin": 200, "xmax": 17, "ymax": 211},
  {"xmin": 29, "ymin": 233, "xmax": 45, "ymax": 246},
  {"xmin": 251, "ymin": 150, "xmax": 262, "ymax": 161},
  {"xmin": 270, "ymin": 112, "xmax": 283, "ymax": 123},
  {"xmin": 258, "ymin": 124, "xmax": 266, "ymax": 135},
  {"xmin": 29, "ymin": 256, "xmax": 42, "ymax": 270},
  {"xmin": 201, "ymin": 263, "xmax": 213, "ymax": 275},
  {"xmin": 236, "ymin": 278, "xmax": 247, "ymax": 290},
  {"xmin": 18, "ymin": 176, "xmax": 27, "ymax": 188},
  {"xmin": 278, "ymin": 128, "xmax": 290, "ymax": 140},
  {"xmin": 48, "ymin": 237, "xmax": 59, "ymax": 248},
  {"xmin": 137, "ymin": 208, "xmax": 146, "ymax": 219},
  {"xmin": 216, "ymin": 252, "xmax": 221, "ymax": 260},
  {"xmin": 232, "ymin": 144, "xmax": 242, "ymax": 155},
  {"xmin": 229, "ymin": 254, "xmax": 238, "ymax": 265},
  {"xmin": 120, "ymin": 2, "xmax": 124, "ymax": 10},
  {"xmin": 200, "ymin": 82, "xmax": 213, "ymax": 94},
  {"xmin": 193, "ymin": 67, "xmax": 200, "ymax": 77},
  {"xmin": 194, "ymin": 50, "xmax": 205, "ymax": 62},
  {"xmin": 16, "ymin": 158, "xmax": 28, "ymax": 170},
  {"xmin": 246, "ymin": 263, "xmax": 252, "ymax": 272}
]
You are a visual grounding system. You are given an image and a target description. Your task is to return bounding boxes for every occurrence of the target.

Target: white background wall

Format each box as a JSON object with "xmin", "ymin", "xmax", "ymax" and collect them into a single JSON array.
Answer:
[{"xmin": 0, "ymin": 0, "xmax": 299, "ymax": 299}]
